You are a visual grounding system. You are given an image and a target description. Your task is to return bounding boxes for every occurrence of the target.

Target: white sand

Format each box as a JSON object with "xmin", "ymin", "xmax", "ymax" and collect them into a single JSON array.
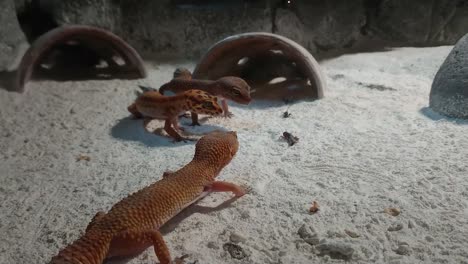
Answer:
[{"xmin": 1, "ymin": 46, "xmax": 468, "ymax": 264}]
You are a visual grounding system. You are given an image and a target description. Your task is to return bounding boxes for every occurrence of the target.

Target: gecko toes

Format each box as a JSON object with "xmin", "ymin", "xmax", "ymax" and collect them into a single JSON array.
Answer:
[{"xmin": 225, "ymin": 112, "xmax": 234, "ymax": 118}]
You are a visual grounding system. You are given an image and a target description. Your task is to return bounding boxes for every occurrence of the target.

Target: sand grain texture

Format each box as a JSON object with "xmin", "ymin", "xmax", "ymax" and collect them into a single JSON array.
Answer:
[{"xmin": 1, "ymin": 47, "xmax": 467, "ymax": 264}]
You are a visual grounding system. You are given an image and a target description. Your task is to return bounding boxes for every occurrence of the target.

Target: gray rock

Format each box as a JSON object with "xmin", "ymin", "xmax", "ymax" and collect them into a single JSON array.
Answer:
[
  {"xmin": 275, "ymin": 0, "xmax": 366, "ymax": 55},
  {"xmin": 430, "ymin": 33, "xmax": 468, "ymax": 118},
  {"xmin": 43, "ymin": 0, "xmax": 121, "ymax": 30},
  {"xmin": 0, "ymin": 0, "xmax": 28, "ymax": 71},
  {"xmin": 46, "ymin": 0, "xmax": 271, "ymax": 59},
  {"xmin": 364, "ymin": 0, "xmax": 468, "ymax": 45},
  {"xmin": 15, "ymin": 0, "xmax": 468, "ymax": 61}
]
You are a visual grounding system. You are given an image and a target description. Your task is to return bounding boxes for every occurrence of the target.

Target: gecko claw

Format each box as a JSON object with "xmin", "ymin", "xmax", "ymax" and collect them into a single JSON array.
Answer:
[
  {"xmin": 237, "ymin": 184, "xmax": 251, "ymax": 197},
  {"xmin": 179, "ymin": 113, "xmax": 191, "ymax": 118},
  {"xmin": 174, "ymin": 254, "xmax": 190, "ymax": 264},
  {"xmin": 240, "ymin": 184, "xmax": 253, "ymax": 194},
  {"xmin": 223, "ymin": 111, "xmax": 234, "ymax": 118}
]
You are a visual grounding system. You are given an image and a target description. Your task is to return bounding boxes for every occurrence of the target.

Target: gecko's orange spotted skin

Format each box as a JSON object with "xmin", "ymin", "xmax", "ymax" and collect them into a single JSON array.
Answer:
[
  {"xmin": 49, "ymin": 131, "xmax": 245, "ymax": 264},
  {"xmin": 127, "ymin": 89, "xmax": 222, "ymax": 141},
  {"xmin": 183, "ymin": 90, "xmax": 223, "ymax": 115}
]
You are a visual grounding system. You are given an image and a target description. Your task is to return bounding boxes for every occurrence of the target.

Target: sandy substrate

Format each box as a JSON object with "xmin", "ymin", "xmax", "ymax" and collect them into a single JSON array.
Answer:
[{"xmin": 1, "ymin": 46, "xmax": 467, "ymax": 264}]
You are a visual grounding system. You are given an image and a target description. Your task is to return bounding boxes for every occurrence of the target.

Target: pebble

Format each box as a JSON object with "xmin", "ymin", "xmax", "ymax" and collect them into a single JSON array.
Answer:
[
  {"xmin": 425, "ymin": 236, "xmax": 434, "ymax": 242},
  {"xmin": 388, "ymin": 222, "xmax": 404, "ymax": 232},
  {"xmin": 229, "ymin": 232, "xmax": 246, "ymax": 243},
  {"xmin": 394, "ymin": 244, "xmax": 411, "ymax": 255},
  {"xmin": 223, "ymin": 243, "xmax": 247, "ymax": 260},
  {"xmin": 408, "ymin": 220, "xmax": 415, "ymax": 229},
  {"xmin": 384, "ymin": 207, "xmax": 401, "ymax": 216},
  {"xmin": 207, "ymin": 241, "xmax": 219, "ymax": 249},
  {"xmin": 298, "ymin": 224, "xmax": 320, "ymax": 245},
  {"xmin": 344, "ymin": 229, "xmax": 361, "ymax": 238}
]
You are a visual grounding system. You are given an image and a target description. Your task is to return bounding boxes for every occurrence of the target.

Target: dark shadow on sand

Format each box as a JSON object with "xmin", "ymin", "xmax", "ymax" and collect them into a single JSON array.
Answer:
[
  {"xmin": 419, "ymin": 107, "xmax": 468, "ymax": 125},
  {"xmin": 110, "ymin": 116, "xmax": 228, "ymax": 147},
  {"xmin": 0, "ymin": 71, "xmax": 16, "ymax": 91}
]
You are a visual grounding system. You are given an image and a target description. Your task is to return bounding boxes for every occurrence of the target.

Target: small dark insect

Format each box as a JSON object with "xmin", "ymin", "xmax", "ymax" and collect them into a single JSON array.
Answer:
[
  {"xmin": 281, "ymin": 131, "xmax": 299, "ymax": 146},
  {"xmin": 309, "ymin": 201, "xmax": 320, "ymax": 214},
  {"xmin": 76, "ymin": 154, "xmax": 91, "ymax": 162}
]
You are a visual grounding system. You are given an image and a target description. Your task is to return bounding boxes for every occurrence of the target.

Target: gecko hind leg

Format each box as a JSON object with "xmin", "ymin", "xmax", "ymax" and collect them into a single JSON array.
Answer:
[
  {"xmin": 164, "ymin": 118, "xmax": 190, "ymax": 142},
  {"xmin": 171, "ymin": 117, "xmax": 185, "ymax": 132},
  {"xmin": 107, "ymin": 229, "xmax": 185, "ymax": 264},
  {"xmin": 127, "ymin": 102, "xmax": 143, "ymax": 118}
]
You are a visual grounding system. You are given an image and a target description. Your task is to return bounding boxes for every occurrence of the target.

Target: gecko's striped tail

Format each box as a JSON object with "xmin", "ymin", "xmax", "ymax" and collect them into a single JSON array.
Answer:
[{"xmin": 49, "ymin": 230, "xmax": 113, "ymax": 264}]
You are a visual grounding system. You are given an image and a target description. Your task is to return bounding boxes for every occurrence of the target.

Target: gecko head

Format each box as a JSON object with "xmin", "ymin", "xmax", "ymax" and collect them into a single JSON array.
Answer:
[
  {"xmin": 185, "ymin": 89, "xmax": 223, "ymax": 116},
  {"xmin": 216, "ymin": 77, "xmax": 252, "ymax": 104},
  {"xmin": 194, "ymin": 131, "xmax": 239, "ymax": 174}
]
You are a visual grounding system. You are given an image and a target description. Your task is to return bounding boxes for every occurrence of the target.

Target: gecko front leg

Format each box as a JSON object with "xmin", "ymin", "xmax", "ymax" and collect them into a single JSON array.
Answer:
[
  {"xmin": 190, "ymin": 112, "xmax": 201, "ymax": 126},
  {"xmin": 108, "ymin": 229, "xmax": 185, "ymax": 264},
  {"xmin": 171, "ymin": 117, "xmax": 185, "ymax": 132},
  {"xmin": 221, "ymin": 99, "xmax": 233, "ymax": 118},
  {"xmin": 164, "ymin": 118, "xmax": 185, "ymax": 142},
  {"xmin": 204, "ymin": 181, "xmax": 247, "ymax": 197}
]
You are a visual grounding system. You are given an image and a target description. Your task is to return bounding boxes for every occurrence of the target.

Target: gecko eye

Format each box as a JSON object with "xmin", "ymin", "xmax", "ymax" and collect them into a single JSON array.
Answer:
[
  {"xmin": 231, "ymin": 88, "xmax": 241, "ymax": 96},
  {"xmin": 202, "ymin": 102, "xmax": 214, "ymax": 109}
]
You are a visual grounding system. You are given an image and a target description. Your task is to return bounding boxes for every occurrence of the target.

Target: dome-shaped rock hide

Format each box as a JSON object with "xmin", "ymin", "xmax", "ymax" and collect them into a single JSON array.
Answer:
[
  {"xmin": 429, "ymin": 33, "xmax": 468, "ymax": 119},
  {"xmin": 193, "ymin": 32, "xmax": 326, "ymax": 102},
  {"xmin": 15, "ymin": 25, "xmax": 147, "ymax": 93}
]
